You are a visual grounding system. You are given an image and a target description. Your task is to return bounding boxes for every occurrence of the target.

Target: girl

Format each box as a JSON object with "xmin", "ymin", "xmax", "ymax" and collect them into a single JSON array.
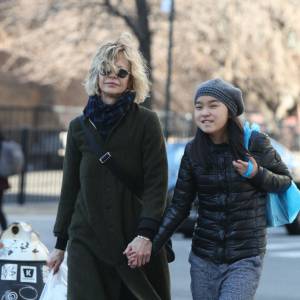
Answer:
[{"xmin": 128, "ymin": 78, "xmax": 292, "ymax": 300}]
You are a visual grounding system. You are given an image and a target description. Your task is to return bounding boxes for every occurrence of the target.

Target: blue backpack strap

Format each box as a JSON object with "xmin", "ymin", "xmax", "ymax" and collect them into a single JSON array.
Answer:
[
  {"xmin": 242, "ymin": 121, "xmax": 260, "ymax": 178},
  {"xmin": 243, "ymin": 121, "xmax": 260, "ymax": 150}
]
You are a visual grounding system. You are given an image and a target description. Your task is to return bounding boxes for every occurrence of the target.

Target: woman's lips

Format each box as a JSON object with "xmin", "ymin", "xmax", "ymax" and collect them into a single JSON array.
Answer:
[{"xmin": 105, "ymin": 82, "xmax": 119, "ymax": 86}]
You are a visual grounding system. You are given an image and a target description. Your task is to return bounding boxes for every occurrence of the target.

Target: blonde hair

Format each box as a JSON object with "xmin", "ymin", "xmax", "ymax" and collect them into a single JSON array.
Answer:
[{"xmin": 84, "ymin": 33, "xmax": 150, "ymax": 103}]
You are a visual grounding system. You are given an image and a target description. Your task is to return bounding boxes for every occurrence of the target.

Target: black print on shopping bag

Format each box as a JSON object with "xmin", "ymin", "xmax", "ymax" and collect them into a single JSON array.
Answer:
[
  {"xmin": 1, "ymin": 264, "xmax": 18, "ymax": 281},
  {"xmin": 2, "ymin": 290, "xmax": 18, "ymax": 300},
  {"xmin": 2, "ymin": 285, "xmax": 38, "ymax": 300},
  {"xmin": 20, "ymin": 266, "xmax": 37, "ymax": 283}
]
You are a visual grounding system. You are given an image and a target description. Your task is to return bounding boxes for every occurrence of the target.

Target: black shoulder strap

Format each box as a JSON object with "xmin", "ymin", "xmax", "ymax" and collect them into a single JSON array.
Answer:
[{"xmin": 79, "ymin": 115, "xmax": 139, "ymax": 196}]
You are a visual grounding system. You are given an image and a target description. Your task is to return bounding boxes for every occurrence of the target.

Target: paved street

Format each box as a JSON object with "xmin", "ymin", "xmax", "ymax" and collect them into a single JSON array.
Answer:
[
  {"xmin": 170, "ymin": 229, "xmax": 300, "ymax": 300},
  {"xmin": 3, "ymin": 201, "xmax": 300, "ymax": 300}
]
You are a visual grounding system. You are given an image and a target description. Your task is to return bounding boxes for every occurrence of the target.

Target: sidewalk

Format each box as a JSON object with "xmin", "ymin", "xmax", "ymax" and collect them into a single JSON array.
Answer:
[{"xmin": 4, "ymin": 200, "xmax": 58, "ymax": 217}]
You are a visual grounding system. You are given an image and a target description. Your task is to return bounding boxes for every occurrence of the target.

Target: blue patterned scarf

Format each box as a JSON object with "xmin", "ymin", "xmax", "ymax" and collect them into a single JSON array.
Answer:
[{"xmin": 83, "ymin": 91, "xmax": 135, "ymax": 140}]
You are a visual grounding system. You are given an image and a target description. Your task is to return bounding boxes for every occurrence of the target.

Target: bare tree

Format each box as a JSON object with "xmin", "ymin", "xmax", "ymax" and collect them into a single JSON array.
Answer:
[
  {"xmin": 0, "ymin": 0, "xmax": 154, "ymax": 106},
  {"xmin": 101, "ymin": 0, "xmax": 153, "ymax": 107},
  {"xmin": 1, "ymin": 0, "xmax": 300, "ymax": 132},
  {"xmin": 102, "ymin": 1, "xmax": 152, "ymax": 66}
]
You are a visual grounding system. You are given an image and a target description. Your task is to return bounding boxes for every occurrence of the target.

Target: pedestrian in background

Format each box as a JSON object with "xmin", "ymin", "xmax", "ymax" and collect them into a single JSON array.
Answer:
[
  {"xmin": 127, "ymin": 78, "xmax": 292, "ymax": 300},
  {"xmin": 47, "ymin": 33, "xmax": 170, "ymax": 300},
  {"xmin": 0, "ymin": 129, "xmax": 9, "ymax": 231}
]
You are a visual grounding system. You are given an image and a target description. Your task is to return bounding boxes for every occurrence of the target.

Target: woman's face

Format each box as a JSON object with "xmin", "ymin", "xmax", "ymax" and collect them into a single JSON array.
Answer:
[
  {"xmin": 98, "ymin": 52, "xmax": 131, "ymax": 104},
  {"xmin": 194, "ymin": 96, "xmax": 229, "ymax": 137}
]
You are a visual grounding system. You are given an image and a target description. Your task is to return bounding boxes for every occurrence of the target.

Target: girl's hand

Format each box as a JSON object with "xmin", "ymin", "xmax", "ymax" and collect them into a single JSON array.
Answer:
[{"xmin": 233, "ymin": 156, "xmax": 258, "ymax": 178}]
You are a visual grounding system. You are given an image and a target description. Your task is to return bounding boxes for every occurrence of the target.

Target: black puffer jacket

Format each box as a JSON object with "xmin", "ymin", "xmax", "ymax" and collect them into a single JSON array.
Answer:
[{"xmin": 153, "ymin": 132, "xmax": 292, "ymax": 264}]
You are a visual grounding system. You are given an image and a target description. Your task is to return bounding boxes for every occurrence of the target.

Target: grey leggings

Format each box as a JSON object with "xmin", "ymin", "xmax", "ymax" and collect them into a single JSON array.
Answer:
[{"xmin": 189, "ymin": 251, "xmax": 264, "ymax": 300}]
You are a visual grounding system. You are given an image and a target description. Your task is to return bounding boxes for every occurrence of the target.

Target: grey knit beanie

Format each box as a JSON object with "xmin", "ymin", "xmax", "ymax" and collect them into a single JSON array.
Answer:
[{"xmin": 194, "ymin": 78, "xmax": 244, "ymax": 116}]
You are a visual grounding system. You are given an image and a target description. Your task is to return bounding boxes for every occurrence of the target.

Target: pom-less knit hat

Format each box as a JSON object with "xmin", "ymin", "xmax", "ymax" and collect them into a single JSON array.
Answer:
[{"xmin": 194, "ymin": 78, "xmax": 244, "ymax": 116}]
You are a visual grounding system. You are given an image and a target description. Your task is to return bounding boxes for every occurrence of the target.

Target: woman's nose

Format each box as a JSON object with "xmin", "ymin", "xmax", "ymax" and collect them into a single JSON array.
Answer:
[{"xmin": 108, "ymin": 72, "xmax": 117, "ymax": 78}]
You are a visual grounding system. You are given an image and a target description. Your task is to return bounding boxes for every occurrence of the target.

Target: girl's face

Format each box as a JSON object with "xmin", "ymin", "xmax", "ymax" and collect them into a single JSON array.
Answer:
[
  {"xmin": 194, "ymin": 96, "xmax": 229, "ymax": 138},
  {"xmin": 98, "ymin": 52, "xmax": 131, "ymax": 104}
]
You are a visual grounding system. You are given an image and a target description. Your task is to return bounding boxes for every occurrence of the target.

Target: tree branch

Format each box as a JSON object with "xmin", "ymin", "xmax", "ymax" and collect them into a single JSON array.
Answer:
[{"xmin": 103, "ymin": 0, "xmax": 140, "ymax": 40}]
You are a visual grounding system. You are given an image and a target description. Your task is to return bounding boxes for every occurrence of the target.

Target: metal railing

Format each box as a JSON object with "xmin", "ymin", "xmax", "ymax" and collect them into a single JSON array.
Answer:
[
  {"xmin": 3, "ymin": 128, "xmax": 65, "ymax": 204},
  {"xmin": 1, "ymin": 106, "xmax": 299, "ymax": 204}
]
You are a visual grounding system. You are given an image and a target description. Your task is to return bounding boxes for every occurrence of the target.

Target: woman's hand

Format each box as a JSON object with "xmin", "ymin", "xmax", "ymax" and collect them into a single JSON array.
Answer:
[
  {"xmin": 233, "ymin": 156, "xmax": 258, "ymax": 178},
  {"xmin": 47, "ymin": 249, "xmax": 65, "ymax": 274},
  {"xmin": 123, "ymin": 236, "xmax": 152, "ymax": 269}
]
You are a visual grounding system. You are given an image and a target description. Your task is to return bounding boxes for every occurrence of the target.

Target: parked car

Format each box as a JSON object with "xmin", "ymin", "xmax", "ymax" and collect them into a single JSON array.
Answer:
[{"xmin": 167, "ymin": 138, "xmax": 300, "ymax": 237}]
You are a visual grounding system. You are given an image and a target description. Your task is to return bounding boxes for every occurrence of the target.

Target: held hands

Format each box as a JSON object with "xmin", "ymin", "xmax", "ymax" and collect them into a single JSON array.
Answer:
[
  {"xmin": 123, "ymin": 236, "xmax": 152, "ymax": 269},
  {"xmin": 233, "ymin": 156, "xmax": 258, "ymax": 178},
  {"xmin": 47, "ymin": 249, "xmax": 65, "ymax": 274}
]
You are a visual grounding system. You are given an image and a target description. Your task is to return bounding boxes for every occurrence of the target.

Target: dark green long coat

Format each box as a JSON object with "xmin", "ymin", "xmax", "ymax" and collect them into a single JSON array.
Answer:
[{"xmin": 53, "ymin": 103, "xmax": 170, "ymax": 300}]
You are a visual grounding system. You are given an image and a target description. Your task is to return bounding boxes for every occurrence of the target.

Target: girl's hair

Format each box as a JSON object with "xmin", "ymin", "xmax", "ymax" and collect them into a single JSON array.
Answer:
[
  {"xmin": 191, "ymin": 117, "xmax": 249, "ymax": 168},
  {"xmin": 84, "ymin": 32, "xmax": 150, "ymax": 103}
]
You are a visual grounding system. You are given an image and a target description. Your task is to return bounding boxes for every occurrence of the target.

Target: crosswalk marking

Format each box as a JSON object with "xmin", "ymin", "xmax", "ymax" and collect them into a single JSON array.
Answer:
[
  {"xmin": 269, "ymin": 251, "xmax": 300, "ymax": 258},
  {"xmin": 267, "ymin": 242, "xmax": 300, "ymax": 250},
  {"xmin": 267, "ymin": 242, "xmax": 300, "ymax": 258}
]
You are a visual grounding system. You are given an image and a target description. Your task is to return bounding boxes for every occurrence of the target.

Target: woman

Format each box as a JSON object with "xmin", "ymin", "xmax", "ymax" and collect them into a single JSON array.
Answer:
[
  {"xmin": 47, "ymin": 33, "xmax": 170, "ymax": 300},
  {"xmin": 0, "ymin": 130, "xmax": 8, "ymax": 231},
  {"xmin": 127, "ymin": 78, "xmax": 292, "ymax": 299}
]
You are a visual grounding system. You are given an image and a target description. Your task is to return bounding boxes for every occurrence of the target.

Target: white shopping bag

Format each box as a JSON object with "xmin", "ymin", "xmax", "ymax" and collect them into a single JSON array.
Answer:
[
  {"xmin": 0, "ymin": 222, "xmax": 49, "ymax": 299},
  {"xmin": 40, "ymin": 254, "xmax": 67, "ymax": 300}
]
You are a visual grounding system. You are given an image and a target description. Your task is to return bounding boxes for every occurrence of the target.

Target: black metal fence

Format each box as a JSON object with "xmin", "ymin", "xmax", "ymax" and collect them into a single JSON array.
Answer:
[
  {"xmin": 0, "ymin": 105, "xmax": 81, "ymax": 130},
  {"xmin": 2, "ymin": 106, "xmax": 299, "ymax": 204},
  {"xmin": 0, "ymin": 105, "xmax": 82, "ymax": 204},
  {"xmin": 3, "ymin": 128, "xmax": 65, "ymax": 204},
  {"xmin": 1, "ymin": 106, "xmax": 194, "ymax": 204}
]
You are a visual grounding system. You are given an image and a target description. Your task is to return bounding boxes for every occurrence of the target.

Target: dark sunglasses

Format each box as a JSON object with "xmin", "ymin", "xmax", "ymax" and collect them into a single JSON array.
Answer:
[{"xmin": 99, "ymin": 68, "xmax": 130, "ymax": 79}]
